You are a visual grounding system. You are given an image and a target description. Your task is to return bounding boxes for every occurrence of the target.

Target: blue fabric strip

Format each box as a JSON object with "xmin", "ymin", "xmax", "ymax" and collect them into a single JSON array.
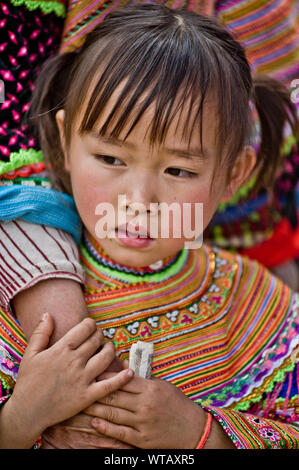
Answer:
[{"xmin": 0, "ymin": 185, "xmax": 81, "ymax": 244}]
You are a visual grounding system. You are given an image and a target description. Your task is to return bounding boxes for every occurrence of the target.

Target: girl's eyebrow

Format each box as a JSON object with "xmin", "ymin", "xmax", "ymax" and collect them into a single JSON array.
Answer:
[
  {"xmin": 164, "ymin": 147, "xmax": 209, "ymax": 161},
  {"xmin": 91, "ymin": 133, "xmax": 133, "ymax": 149},
  {"xmin": 91, "ymin": 133, "xmax": 208, "ymax": 160}
]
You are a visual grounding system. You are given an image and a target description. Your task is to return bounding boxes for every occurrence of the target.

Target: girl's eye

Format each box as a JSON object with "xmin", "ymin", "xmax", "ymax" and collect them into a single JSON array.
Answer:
[
  {"xmin": 94, "ymin": 154, "xmax": 124, "ymax": 166},
  {"xmin": 166, "ymin": 168, "xmax": 197, "ymax": 178}
]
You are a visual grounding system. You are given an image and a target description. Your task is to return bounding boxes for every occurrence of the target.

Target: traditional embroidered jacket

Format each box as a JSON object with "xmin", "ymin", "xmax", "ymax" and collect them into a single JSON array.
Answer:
[{"xmin": 1, "ymin": 231, "xmax": 298, "ymax": 448}]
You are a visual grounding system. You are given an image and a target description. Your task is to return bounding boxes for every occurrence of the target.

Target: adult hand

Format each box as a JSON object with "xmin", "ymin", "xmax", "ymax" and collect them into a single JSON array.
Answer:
[
  {"xmin": 85, "ymin": 374, "xmax": 205, "ymax": 449},
  {"xmin": 42, "ymin": 412, "xmax": 134, "ymax": 449}
]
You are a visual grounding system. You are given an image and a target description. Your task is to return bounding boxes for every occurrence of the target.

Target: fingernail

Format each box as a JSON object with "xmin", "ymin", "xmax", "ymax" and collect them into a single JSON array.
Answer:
[
  {"xmin": 92, "ymin": 418, "xmax": 101, "ymax": 427},
  {"xmin": 127, "ymin": 369, "xmax": 134, "ymax": 377},
  {"xmin": 42, "ymin": 312, "xmax": 49, "ymax": 321}
]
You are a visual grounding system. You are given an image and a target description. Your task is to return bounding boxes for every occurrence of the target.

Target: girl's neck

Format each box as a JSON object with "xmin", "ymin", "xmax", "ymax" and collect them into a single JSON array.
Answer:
[
  {"xmin": 80, "ymin": 229, "xmax": 209, "ymax": 286},
  {"xmin": 83, "ymin": 229, "xmax": 183, "ymax": 272}
]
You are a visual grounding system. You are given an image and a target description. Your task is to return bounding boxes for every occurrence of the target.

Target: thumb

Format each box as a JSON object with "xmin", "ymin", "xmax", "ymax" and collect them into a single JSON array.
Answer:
[{"xmin": 25, "ymin": 312, "xmax": 54, "ymax": 356}]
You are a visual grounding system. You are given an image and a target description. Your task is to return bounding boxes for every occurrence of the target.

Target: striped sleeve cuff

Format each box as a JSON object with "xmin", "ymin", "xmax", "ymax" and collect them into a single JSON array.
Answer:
[
  {"xmin": 203, "ymin": 406, "xmax": 299, "ymax": 449},
  {"xmin": 0, "ymin": 220, "xmax": 85, "ymax": 312}
]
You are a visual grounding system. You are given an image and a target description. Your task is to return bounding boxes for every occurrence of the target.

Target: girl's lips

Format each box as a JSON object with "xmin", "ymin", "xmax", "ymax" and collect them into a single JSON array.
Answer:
[{"xmin": 115, "ymin": 228, "xmax": 154, "ymax": 248}]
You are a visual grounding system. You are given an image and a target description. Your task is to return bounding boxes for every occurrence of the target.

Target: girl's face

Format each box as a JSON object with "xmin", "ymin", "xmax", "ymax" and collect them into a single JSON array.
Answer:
[{"xmin": 56, "ymin": 84, "xmax": 254, "ymax": 267}]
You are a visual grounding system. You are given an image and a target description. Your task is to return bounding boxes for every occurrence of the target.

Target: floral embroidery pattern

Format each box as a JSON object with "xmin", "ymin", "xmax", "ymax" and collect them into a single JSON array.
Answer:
[
  {"xmin": 0, "ymin": 343, "xmax": 19, "ymax": 381},
  {"xmin": 102, "ymin": 250, "xmax": 235, "ymax": 344},
  {"xmin": 258, "ymin": 426, "xmax": 281, "ymax": 442}
]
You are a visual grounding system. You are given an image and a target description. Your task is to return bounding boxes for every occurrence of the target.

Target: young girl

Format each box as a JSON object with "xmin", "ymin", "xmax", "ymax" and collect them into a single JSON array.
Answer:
[{"xmin": 1, "ymin": 3, "xmax": 299, "ymax": 448}]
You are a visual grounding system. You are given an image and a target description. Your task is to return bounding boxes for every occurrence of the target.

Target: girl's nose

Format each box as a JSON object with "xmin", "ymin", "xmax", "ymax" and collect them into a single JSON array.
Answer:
[{"xmin": 121, "ymin": 174, "xmax": 159, "ymax": 214}]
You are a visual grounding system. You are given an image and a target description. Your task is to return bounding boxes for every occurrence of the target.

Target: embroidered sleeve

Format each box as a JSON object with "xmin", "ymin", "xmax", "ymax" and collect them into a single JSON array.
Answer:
[
  {"xmin": 0, "ymin": 219, "xmax": 85, "ymax": 313},
  {"xmin": 0, "ymin": 333, "xmax": 17, "ymax": 409},
  {"xmin": 204, "ymin": 406, "xmax": 299, "ymax": 449},
  {"xmin": 0, "ymin": 305, "xmax": 43, "ymax": 448},
  {"xmin": 0, "ymin": 372, "xmax": 14, "ymax": 408}
]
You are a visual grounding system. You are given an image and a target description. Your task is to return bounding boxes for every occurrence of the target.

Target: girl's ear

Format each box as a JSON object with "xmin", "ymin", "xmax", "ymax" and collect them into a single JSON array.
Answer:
[
  {"xmin": 55, "ymin": 109, "xmax": 70, "ymax": 172},
  {"xmin": 220, "ymin": 146, "xmax": 257, "ymax": 203}
]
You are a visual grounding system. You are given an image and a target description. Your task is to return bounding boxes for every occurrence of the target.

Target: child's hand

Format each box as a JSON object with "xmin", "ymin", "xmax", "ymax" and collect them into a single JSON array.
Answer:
[
  {"xmin": 5, "ymin": 314, "xmax": 133, "ymax": 447},
  {"xmin": 86, "ymin": 374, "xmax": 205, "ymax": 449}
]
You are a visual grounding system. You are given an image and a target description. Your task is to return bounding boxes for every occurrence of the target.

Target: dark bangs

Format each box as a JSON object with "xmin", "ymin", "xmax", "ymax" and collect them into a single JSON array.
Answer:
[{"xmin": 64, "ymin": 4, "xmax": 253, "ymax": 168}]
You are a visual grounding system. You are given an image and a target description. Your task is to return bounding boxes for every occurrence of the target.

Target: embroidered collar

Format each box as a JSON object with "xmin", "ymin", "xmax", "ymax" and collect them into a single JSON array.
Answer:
[{"xmin": 81, "ymin": 230, "xmax": 192, "ymax": 284}]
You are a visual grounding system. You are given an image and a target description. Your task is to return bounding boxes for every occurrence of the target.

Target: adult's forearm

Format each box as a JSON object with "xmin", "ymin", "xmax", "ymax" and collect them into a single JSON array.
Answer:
[{"xmin": 13, "ymin": 278, "xmax": 88, "ymax": 345}]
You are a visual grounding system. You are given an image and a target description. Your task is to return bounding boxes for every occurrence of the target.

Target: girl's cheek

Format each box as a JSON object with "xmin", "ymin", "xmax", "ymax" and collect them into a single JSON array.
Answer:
[
  {"xmin": 71, "ymin": 171, "xmax": 113, "ymax": 228},
  {"xmin": 178, "ymin": 188, "xmax": 220, "ymax": 230}
]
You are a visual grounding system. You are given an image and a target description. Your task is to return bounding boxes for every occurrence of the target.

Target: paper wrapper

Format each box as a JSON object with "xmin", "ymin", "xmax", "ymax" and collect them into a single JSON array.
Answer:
[{"xmin": 129, "ymin": 341, "xmax": 154, "ymax": 379}]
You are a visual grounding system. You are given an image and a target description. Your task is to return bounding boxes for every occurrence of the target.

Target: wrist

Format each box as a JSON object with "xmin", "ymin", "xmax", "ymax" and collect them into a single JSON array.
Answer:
[
  {"xmin": 195, "ymin": 411, "xmax": 212, "ymax": 449},
  {"xmin": 0, "ymin": 396, "xmax": 43, "ymax": 448},
  {"xmin": 183, "ymin": 403, "xmax": 206, "ymax": 449},
  {"xmin": 203, "ymin": 411, "xmax": 235, "ymax": 449}
]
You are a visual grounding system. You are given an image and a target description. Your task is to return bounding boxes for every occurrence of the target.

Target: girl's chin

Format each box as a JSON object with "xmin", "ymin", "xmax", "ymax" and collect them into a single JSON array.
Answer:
[
  {"xmin": 98, "ymin": 239, "xmax": 163, "ymax": 267},
  {"xmin": 93, "ymin": 232, "xmax": 185, "ymax": 267}
]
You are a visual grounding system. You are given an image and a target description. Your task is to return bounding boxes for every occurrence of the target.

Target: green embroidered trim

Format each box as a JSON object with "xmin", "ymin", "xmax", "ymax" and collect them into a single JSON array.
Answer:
[
  {"xmin": 232, "ymin": 361, "xmax": 296, "ymax": 412},
  {"xmin": 9, "ymin": 0, "xmax": 66, "ymax": 17},
  {"xmin": 80, "ymin": 244, "xmax": 189, "ymax": 284},
  {"xmin": 260, "ymin": 394, "xmax": 299, "ymax": 409},
  {"xmin": 264, "ymin": 362, "xmax": 296, "ymax": 393},
  {"xmin": 200, "ymin": 296, "xmax": 299, "ymax": 412},
  {"xmin": 275, "ymin": 394, "xmax": 298, "ymax": 404},
  {"xmin": 0, "ymin": 176, "xmax": 51, "ymax": 187},
  {"xmin": 0, "ymin": 149, "xmax": 43, "ymax": 176}
]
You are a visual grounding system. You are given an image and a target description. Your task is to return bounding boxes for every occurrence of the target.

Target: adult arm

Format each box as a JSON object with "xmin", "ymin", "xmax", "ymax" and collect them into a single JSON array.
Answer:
[{"xmin": 0, "ymin": 219, "xmax": 87, "ymax": 344}]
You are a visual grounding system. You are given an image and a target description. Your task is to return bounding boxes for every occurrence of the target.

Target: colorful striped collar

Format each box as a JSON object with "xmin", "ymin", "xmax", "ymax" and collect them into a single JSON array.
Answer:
[{"xmin": 80, "ymin": 230, "xmax": 206, "ymax": 285}]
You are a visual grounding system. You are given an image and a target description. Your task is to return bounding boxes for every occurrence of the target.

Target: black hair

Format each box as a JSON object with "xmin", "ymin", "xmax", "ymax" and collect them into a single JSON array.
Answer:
[{"xmin": 28, "ymin": 3, "xmax": 298, "ymax": 194}]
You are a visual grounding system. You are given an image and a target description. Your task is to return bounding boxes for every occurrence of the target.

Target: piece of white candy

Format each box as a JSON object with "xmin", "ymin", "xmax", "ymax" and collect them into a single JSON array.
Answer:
[{"xmin": 129, "ymin": 341, "xmax": 154, "ymax": 379}]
